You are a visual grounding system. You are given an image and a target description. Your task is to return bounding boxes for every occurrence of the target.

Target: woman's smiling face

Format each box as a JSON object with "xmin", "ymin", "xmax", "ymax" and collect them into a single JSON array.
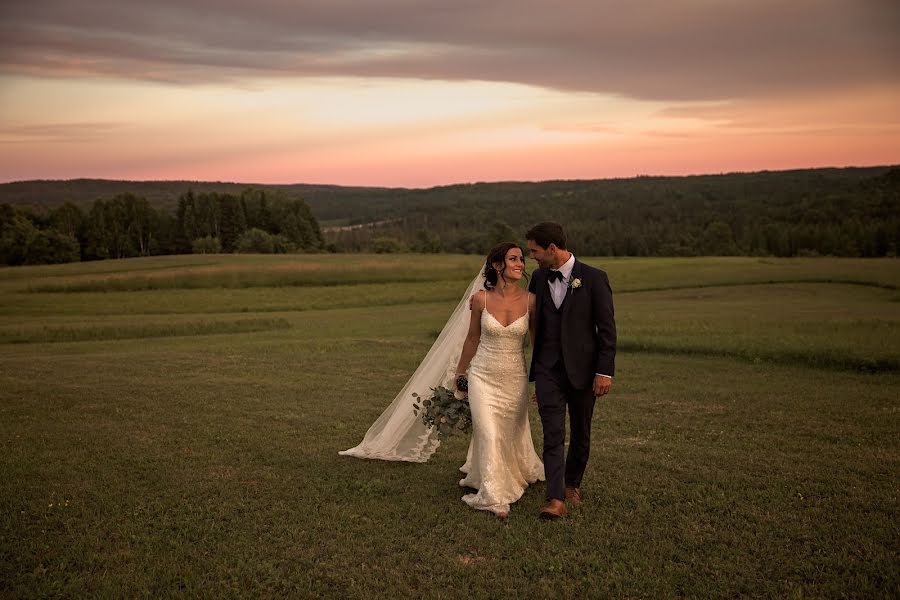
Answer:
[{"xmin": 495, "ymin": 247, "xmax": 526, "ymax": 282}]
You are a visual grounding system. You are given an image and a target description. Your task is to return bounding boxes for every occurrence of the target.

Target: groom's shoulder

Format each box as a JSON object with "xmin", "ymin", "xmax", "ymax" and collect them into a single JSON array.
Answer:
[
  {"xmin": 577, "ymin": 260, "xmax": 610, "ymax": 283},
  {"xmin": 528, "ymin": 267, "xmax": 547, "ymax": 292},
  {"xmin": 576, "ymin": 259, "xmax": 605, "ymax": 277}
]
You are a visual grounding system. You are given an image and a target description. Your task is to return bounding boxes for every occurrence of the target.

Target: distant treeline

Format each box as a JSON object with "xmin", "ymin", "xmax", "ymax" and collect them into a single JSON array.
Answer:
[
  {"xmin": 0, "ymin": 189, "xmax": 323, "ymax": 265},
  {"xmin": 1, "ymin": 166, "xmax": 898, "ymax": 264},
  {"xmin": 325, "ymin": 167, "xmax": 900, "ymax": 257}
]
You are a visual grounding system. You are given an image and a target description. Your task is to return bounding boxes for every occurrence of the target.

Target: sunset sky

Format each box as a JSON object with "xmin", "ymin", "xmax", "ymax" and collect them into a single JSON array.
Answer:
[{"xmin": 0, "ymin": 0, "xmax": 898, "ymax": 187}]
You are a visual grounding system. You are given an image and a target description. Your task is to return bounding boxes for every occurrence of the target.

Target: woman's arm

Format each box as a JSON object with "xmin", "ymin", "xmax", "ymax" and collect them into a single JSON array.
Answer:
[{"xmin": 455, "ymin": 290, "xmax": 485, "ymax": 377}]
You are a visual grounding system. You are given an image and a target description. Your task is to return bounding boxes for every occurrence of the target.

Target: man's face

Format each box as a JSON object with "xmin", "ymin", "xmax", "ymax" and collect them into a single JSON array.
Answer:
[{"xmin": 527, "ymin": 239, "xmax": 553, "ymax": 269}]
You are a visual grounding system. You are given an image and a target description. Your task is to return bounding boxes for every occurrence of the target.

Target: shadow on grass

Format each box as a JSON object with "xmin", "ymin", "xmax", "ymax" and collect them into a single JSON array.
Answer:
[
  {"xmin": 618, "ymin": 278, "xmax": 898, "ymax": 294},
  {"xmin": 0, "ymin": 318, "xmax": 291, "ymax": 344},
  {"xmin": 619, "ymin": 339, "xmax": 899, "ymax": 373},
  {"xmin": 25, "ymin": 273, "xmax": 473, "ymax": 293}
]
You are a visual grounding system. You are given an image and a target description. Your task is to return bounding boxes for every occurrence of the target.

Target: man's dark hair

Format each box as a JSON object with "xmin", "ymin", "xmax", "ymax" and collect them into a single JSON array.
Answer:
[{"xmin": 525, "ymin": 222, "xmax": 567, "ymax": 250}]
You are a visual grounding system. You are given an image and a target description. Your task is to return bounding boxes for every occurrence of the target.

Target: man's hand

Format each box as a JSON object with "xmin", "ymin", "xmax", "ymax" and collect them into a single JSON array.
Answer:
[{"xmin": 593, "ymin": 375, "xmax": 612, "ymax": 397}]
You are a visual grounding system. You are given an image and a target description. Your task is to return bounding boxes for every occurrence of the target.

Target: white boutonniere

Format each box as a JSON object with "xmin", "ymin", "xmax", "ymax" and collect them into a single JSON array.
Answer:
[{"xmin": 568, "ymin": 276, "xmax": 582, "ymax": 289}]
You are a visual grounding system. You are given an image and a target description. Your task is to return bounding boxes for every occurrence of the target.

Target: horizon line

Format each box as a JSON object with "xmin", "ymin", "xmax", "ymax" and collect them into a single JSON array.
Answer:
[{"xmin": 1, "ymin": 161, "xmax": 898, "ymax": 191}]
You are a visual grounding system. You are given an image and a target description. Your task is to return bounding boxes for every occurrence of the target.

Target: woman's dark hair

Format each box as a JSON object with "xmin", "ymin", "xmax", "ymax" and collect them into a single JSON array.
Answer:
[
  {"xmin": 483, "ymin": 242, "xmax": 528, "ymax": 290},
  {"xmin": 525, "ymin": 222, "xmax": 567, "ymax": 250}
]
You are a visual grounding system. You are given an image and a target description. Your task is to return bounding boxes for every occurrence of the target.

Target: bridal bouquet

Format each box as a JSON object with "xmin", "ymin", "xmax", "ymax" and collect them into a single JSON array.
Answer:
[{"xmin": 412, "ymin": 385, "xmax": 472, "ymax": 438}]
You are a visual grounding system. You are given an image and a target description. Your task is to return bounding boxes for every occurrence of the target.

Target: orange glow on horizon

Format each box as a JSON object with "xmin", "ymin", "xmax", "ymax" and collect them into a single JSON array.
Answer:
[{"xmin": 1, "ymin": 76, "xmax": 898, "ymax": 186}]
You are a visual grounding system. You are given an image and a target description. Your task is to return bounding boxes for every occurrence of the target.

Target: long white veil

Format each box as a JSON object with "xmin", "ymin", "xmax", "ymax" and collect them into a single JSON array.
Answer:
[{"xmin": 339, "ymin": 269, "xmax": 486, "ymax": 462}]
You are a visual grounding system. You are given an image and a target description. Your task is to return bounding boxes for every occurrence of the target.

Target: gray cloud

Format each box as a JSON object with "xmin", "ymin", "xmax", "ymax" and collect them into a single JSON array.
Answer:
[
  {"xmin": 0, "ymin": 121, "xmax": 123, "ymax": 143},
  {"xmin": 0, "ymin": 0, "xmax": 898, "ymax": 101}
]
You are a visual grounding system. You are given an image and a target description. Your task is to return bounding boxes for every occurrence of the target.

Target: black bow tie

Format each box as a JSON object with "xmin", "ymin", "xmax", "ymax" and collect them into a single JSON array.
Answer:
[{"xmin": 548, "ymin": 270, "xmax": 564, "ymax": 283}]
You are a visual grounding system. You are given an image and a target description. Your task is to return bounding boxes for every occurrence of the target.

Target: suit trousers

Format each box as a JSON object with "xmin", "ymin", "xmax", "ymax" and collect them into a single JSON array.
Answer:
[{"xmin": 534, "ymin": 360, "xmax": 597, "ymax": 501}]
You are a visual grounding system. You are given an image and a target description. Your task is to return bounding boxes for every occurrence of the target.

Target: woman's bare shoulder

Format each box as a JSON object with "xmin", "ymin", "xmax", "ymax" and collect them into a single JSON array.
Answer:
[{"xmin": 470, "ymin": 289, "xmax": 487, "ymax": 310}]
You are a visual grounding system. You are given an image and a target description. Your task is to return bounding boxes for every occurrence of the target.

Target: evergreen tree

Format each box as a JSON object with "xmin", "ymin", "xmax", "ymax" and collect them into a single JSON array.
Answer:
[
  {"xmin": 272, "ymin": 197, "xmax": 322, "ymax": 250},
  {"xmin": 218, "ymin": 194, "xmax": 247, "ymax": 252},
  {"xmin": 175, "ymin": 190, "xmax": 198, "ymax": 253}
]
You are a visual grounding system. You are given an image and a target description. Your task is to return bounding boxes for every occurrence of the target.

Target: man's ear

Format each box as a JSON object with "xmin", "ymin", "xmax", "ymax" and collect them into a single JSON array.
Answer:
[{"xmin": 547, "ymin": 243, "xmax": 557, "ymax": 253}]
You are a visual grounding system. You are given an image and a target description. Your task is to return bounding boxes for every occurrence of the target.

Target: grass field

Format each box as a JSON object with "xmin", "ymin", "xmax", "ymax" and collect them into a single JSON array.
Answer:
[{"xmin": 1, "ymin": 255, "xmax": 898, "ymax": 598}]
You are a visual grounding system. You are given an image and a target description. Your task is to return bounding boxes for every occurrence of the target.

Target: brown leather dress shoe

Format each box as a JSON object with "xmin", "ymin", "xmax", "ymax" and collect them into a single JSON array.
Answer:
[
  {"xmin": 539, "ymin": 499, "xmax": 568, "ymax": 520},
  {"xmin": 565, "ymin": 486, "xmax": 582, "ymax": 507}
]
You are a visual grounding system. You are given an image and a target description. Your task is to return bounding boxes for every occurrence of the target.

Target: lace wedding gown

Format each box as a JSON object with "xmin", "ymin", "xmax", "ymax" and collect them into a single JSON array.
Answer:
[{"xmin": 458, "ymin": 304, "xmax": 545, "ymax": 515}]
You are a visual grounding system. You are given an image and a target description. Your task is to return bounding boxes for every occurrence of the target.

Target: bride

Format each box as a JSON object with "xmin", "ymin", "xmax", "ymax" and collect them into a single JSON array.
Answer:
[{"xmin": 340, "ymin": 242, "xmax": 544, "ymax": 518}]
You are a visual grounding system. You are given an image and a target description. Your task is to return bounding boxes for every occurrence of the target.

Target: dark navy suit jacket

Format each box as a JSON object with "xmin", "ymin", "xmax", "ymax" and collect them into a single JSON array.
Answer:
[{"xmin": 528, "ymin": 258, "xmax": 616, "ymax": 389}]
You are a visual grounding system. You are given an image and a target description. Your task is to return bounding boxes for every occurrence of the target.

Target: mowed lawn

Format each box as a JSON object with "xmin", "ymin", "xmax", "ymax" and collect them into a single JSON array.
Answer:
[{"xmin": 1, "ymin": 255, "xmax": 898, "ymax": 598}]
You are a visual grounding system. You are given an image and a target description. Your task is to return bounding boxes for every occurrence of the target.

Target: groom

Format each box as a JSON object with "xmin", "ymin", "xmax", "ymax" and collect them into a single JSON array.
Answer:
[{"xmin": 526, "ymin": 222, "xmax": 616, "ymax": 520}]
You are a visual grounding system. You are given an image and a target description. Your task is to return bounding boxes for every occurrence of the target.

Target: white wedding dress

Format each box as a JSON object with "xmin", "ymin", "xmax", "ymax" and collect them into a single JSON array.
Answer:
[
  {"xmin": 339, "ymin": 271, "xmax": 544, "ymax": 516},
  {"xmin": 458, "ymin": 300, "xmax": 545, "ymax": 515}
]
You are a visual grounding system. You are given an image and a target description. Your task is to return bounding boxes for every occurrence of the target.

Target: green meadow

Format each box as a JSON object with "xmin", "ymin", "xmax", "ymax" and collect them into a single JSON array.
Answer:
[{"xmin": 1, "ymin": 255, "xmax": 898, "ymax": 598}]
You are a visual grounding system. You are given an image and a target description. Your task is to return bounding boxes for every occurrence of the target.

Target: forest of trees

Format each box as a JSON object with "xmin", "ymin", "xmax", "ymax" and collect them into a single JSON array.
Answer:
[
  {"xmin": 1, "ymin": 166, "xmax": 897, "ymax": 265},
  {"xmin": 325, "ymin": 166, "xmax": 900, "ymax": 257},
  {"xmin": 0, "ymin": 189, "xmax": 323, "ymax": 265}
]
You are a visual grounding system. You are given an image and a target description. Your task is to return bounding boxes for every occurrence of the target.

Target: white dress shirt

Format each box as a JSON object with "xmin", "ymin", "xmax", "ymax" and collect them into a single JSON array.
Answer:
[
  {"xmin": 548, "ymin": 254, "xmax": 575, "ymax": 309},
  {"xmin": 549, "ymin": 254, "xmax": 612, "ymax": 380}
]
